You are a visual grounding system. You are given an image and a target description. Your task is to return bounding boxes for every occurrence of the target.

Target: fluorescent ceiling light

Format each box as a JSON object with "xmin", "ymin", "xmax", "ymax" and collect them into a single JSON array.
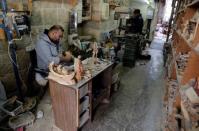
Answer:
[{"xmin": 145, "ymin": 0, "xmax": 150, "ymax": 4}]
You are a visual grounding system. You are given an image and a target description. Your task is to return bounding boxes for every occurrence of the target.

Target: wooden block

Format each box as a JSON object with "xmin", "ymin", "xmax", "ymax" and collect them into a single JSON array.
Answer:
[
  {"xmin": 0, "ymin": 29, "xmax": 6, "ymax": 40},
  {"xmin": 185, "ymin": 87, "xmax": 199, "ymax": 104},
  {"xmin": 92, "ymin": 11, "xmax": 101, "ymax": 21},
  {"xmin": 0, "ymin": 19, "xmax": 3, "ymax": 24},
  {"xmin": 7, "ymin": 2, "xmax": 24, "ymax": 11}
]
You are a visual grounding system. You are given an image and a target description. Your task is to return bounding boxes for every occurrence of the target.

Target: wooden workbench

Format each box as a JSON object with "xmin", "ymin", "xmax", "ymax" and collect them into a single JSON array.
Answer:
[{"xmin": 48, "ymin": 62, "xmax": 113, "ymax": 131}]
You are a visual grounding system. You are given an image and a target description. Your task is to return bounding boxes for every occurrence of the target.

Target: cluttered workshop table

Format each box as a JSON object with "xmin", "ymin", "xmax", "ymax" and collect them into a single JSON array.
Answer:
[{"xmin": 48, "ymin": 57, "xmax": 113, "ymax": 131}]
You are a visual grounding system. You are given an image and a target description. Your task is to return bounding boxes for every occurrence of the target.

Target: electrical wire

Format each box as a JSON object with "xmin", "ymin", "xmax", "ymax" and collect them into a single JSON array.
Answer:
[
  {"xmin": 8, "ymin": 40, "xmax": 28, "ymax": 91},
  {"xmin": 8, "ymin": 43, "xmax": 19, "ymax": 68}
]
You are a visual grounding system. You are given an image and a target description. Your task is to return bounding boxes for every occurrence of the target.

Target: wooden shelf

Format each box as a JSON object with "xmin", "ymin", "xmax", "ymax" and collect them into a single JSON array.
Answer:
[
  {"xmin": 166, "ymin": 0, "xmax": 199, "ymax": 130},
  {"xmin": 175, "ymin": 30, "xmax": 199, "ymax": 56},
  {"xmin": 178, "ymin": 0, "xmax": 199, "ymax": 14},
  {"xmin": 181, "ymin": 101, "xmax": 191, "ymax": 130},
  {"xmin": 178, "ymin": 8, "xmax": 186, "ymax": 14},
  {"xmin": 187, "ymin": 0, "xmax": 199, "ymax": 8},
  {"xmin": 171, "ymin": 43, "xmax": 183, "ymax": 83},
  {"xmin": 181, "ymin": 52, "xmax": 199, "ymax": 85}
]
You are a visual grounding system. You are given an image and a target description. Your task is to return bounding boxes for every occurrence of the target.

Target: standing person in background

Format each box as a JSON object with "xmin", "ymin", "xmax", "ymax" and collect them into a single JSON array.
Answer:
[
  {"xmin": 35, "ymin": 25, "xmax": 72, "ymax": 86},
  {"xmin": 128, "ymin": 9, "xmax": 144, "ymax": 34}
]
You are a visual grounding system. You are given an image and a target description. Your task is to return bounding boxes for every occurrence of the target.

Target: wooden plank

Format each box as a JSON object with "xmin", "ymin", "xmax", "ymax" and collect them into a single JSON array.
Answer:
[
  {"xmin": 49, "ymin": 80, "xmax": 78, "ymax": 131},
  {"xmin": 187, "ymin": 0, "xmax": 199, "ymax": 8},
  {"xmin": 101, "ymin": 65, "xmax": 112, "ymax": 99},
  {"xmin": 181, "ymin": 102, "xmax": 192, "ymax": 130},
  {"xmin": 88, "ymin": 81, "xmax": 93, "ymax": 121},
  {"xmin": 181, "ymin": 51, "xmax": 199, "ymax": 85},
  {"xmin": 192, "ymin": 25, "xmax": 199, "ymax": 46},
  {"xmin": 183, "ymin": 8, "xmax": 196, "ymax": 22}
]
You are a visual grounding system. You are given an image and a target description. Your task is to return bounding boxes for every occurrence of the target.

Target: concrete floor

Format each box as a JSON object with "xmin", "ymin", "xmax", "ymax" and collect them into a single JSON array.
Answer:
[{"xmin": 27, "ymin": 38, "xmax": 165, "ymax": 131}]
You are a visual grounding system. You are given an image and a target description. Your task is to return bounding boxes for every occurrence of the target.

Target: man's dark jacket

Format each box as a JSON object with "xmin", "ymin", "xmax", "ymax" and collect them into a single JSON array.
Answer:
[{"xmin": 128, "ymin": 14, "xmax": 144, "ymax": 34}]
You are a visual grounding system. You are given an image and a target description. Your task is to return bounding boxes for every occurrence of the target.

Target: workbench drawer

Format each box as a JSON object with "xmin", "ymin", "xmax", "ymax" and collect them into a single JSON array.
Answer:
[
  {"xmin": 79, "ymin": 84, "xmax": 89, "ymax": 99},
  {"xmin": 80, "ymin": 96, "xmax": 89, "ymax": 114},
  {"xmin": 79, "ymin": 109, "xmax": 89, "ymax": 128}
]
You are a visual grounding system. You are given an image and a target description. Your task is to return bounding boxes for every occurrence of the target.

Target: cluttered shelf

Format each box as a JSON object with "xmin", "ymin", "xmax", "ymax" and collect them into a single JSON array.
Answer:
[
  {"xmin": 175, "ymin": 30, "xmax": 199, "ymax": 56},
  {"xmin": 187, "ymin": 0, "xmax": 199, "ymax": 8},
  {"xmin": 48, "ymin": 58, "xmax": 113, "ymax": 90},
  {"xmin": 180, "ymin": 101, "xmax": 191, "ymax": 130},
  {"xmin": 170, "ymin": 41, "xmax": 199, "ymax": 95},
  {"xmin": 171, "ymin": 43, "xmax": 183, "ymax": 83},
  {"xmin": 165, "ymin": 0, "xmax": 199, "ymax": 130},
  {"xmin": 177, "ymin": 0, "xmax": 199, "ymax": 14}
]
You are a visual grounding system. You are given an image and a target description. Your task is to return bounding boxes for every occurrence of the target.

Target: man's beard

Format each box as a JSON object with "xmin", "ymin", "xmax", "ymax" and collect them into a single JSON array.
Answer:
[{"xmin": 50, "ymin": 38, "xmax": 60, "ymax": 45}]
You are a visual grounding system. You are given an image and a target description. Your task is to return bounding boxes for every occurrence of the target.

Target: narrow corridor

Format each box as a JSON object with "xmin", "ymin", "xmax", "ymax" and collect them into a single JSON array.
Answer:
[
  {"xmin": 83, "ymin": 38, "xmax": 165, "ymax": 131},
  {"xmin": 26, "ymin": 38, "xmax": 166, "ymax": 131}
]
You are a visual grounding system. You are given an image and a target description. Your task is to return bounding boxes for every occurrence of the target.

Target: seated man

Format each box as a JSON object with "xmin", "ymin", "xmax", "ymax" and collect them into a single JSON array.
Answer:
[{"xmin": 35, "ymin": 25, "xmax": 71, "ymax": 86}]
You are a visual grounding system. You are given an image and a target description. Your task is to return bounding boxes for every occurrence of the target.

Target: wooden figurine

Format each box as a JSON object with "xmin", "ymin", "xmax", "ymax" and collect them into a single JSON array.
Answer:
[
  {"xmin": 92, "ymin": 42, "xmax": 98, "ymax": 64},
  {"xmin": 74, "ymin": 56, "xmax": 84, "ymax": 81}
]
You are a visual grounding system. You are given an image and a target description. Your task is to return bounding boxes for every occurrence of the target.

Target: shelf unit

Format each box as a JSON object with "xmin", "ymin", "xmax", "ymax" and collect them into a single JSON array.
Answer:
[{"xmin": 165, "ymin": 0, "xmax": 199, "ymax": 130}]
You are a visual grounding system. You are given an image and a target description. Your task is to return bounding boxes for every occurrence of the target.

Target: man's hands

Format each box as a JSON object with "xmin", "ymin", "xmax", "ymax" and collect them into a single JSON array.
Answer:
[{"xmin": 60, "ymin": 51, "xmax": 73, "ymax": 62}]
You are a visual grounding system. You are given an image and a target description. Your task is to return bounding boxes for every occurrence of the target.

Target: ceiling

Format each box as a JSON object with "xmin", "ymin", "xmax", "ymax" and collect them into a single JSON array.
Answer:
[
  {"xmin": 129, "ymin": 0, "xmax": 156, "ymax": 4},
  {"xmin": 130, "ymin": 0, "xmax": 149, "ymax": 4}
]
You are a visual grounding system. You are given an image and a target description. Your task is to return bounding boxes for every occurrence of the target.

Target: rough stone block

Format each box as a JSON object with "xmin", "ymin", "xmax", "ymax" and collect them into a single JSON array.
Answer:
[
  {"xmin": 84, "ymin": 21, "xmax": 101, "ymax": 29},
  {"xmin": 93, "ymin": 3, "xmax": 102, "ymax": 12},
  {"xmin": 92, "ymin": 11, "xmax": 102, "ymax": 21},
  {"xmin": 93, "ymin": 0, "xmax": 101, "ymax": 4},
  {"xmin": 0, "ymin": 49, "xmax": 29, "ymax": 75},
  {"xmin": 32, "ymin": 1, "xmax": 41, "ymax": 9},
  {"xmin": 57, "ymin": 8, "xmax": 70, "ymax": 22},
  {"xmin": 0, "ymin": 40, "xmax": 8, "ymax": 51},
  {"xmin": 31, "ymin": 10, "xmax": 43, "ymax": 26},
  {"xmin": 62, "ymin": 0, "xmax": 78, "ymax": 7},
  {"xmin": 7, "ymin": 0, "xmax": 24, "ymax": 10},
  {"xmin": 39, "ymin": 0, "xmax": 62, "ymax": 8},
  {"xmin": 42, "ymin": 9, "xmax": 58, "ymax": 25},
  {"xmin": 0, "ymin": 69, "xmax": 28, "ymax": 95},
  {"xmin": 83, "ymin": 28, "xmax": 100, "ymax": 41}
]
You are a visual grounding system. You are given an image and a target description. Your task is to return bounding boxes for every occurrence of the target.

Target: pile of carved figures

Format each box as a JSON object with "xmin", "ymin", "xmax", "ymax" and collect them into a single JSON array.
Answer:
[
  {"xmin": 163, "ymin": 79, "xmax": 181, "ymax": 131},
  {"xmin": 179, "ymin": 0, "xmax": 194, "ymax": 10},
  {"xmin": 182, "ymin": 10, "xmax": 199, "ymax": 43},
  {"xmin": 163, "ymin": 78, "xmax": 199, "ymax": 130},
  {"xmin": 181, "ymin": 93, "xmax": 199, "ymax": 129},
  {"xmin": 48, "ymin": 42, "xmax": 110, "ymax": 85},
  {"xmin": 176, "ymin": 52, "xmax": 190, "ymax": 77},
  {"xmin": 181, "ymin": 78, "xmax": 199, "ymax": 129}
]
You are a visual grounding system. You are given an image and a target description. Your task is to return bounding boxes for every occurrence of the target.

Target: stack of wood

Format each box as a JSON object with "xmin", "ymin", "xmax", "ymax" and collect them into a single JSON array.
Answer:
[
  {"xmin": 182, "ymin": 84, "xmax": 199, "ymax": 128},
  {"xmin": 176, "ymin": 52, "xmax": 190, "ymax": 76},
  {"xmin": 123, "ymin": 35, "xmax": 139, "ymax": 67},
  {"xmin": 163, "ymin": 80, "xmax": 182, "ymax": 131}
]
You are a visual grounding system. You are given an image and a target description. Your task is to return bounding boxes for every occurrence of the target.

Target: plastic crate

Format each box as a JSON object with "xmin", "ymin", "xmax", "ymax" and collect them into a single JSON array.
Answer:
[{"xmin": 0, "ymin": 99, "xmax": 23, "ymax": 116}]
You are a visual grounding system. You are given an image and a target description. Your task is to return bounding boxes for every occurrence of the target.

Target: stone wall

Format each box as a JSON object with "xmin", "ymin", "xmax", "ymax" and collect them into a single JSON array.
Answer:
[
  {"xmin": 31, "ymin": 0, "xmax": 73, "ymax": 49},
  {"xmin": 0, "ymin": 0, "xmax": 72, "ymax": 95},
  {"xmin": 83, "ymin": 0, "xmax": 120, "ymax": 41}
]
